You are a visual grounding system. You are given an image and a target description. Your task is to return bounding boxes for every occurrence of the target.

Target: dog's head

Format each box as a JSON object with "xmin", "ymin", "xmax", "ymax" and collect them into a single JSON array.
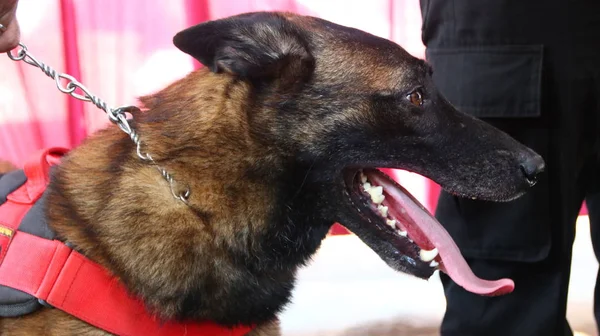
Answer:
[{"xmin": 172, "ymin": 12, "xmax": 543, "ymax": 299}]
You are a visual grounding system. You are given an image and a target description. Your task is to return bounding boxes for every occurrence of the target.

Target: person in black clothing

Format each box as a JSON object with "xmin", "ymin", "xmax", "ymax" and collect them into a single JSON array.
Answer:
[{"xmin": 419, "ymin": 1, "xmax": 600, "ymax": 335}]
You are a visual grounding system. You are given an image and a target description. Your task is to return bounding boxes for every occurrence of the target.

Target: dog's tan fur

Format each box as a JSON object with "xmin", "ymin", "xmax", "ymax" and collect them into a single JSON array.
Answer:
[
  {"xmin": 0, "ymin": 40, "xmax": 286, "ymax": 336},
  {"xmin": 1, "ymin": 69, "xmax": 284, "ymax": 335}
]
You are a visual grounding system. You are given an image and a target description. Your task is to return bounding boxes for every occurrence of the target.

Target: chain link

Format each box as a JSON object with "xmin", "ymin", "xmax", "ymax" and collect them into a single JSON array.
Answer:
[{"xmin": 6, "ymin": 43, "xmax": 190, "ymax": 203}]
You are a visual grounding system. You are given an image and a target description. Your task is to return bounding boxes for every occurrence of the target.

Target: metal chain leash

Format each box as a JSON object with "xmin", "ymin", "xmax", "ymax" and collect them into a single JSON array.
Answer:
[{"xmin": 6, "ymin": 43, "xmax": 190, "ymax": 203}]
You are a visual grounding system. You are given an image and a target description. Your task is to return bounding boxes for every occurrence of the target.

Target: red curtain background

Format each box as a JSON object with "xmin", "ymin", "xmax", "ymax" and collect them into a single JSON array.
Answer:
[{"xmin": 0, "ymin": 0, "xmax": 585, "ymax": 226}]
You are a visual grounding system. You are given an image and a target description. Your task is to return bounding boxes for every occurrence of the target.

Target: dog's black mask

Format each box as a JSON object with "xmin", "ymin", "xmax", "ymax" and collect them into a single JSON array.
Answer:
[{"xmin": 174, "ymin": 12, "xmax": 543, "ymax": 302}]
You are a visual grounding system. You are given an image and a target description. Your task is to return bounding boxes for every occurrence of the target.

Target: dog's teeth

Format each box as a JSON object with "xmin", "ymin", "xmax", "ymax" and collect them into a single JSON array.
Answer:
[
  {"xmin": 386, "ymin": 219, "xmax": 397, "ymax": 228},
  {"xmin": 372, "ymin": 194, "xmax": 385, "ymax": 204},
  {"xmin": 378, "ymin": 205, "xmax": 388, "ymax": 217},
  {"xmin": 430, "ymin": 260, "xmax": 439, "ymax": 268},
  {"xmin": 419, "ymin": 248, "xmax": 439, "ymax": 262},
  {"xmin": 363, "ymin": 182, "xmax": 372, "ymax": 191},
  {"xmin": 397, "ymin": 229, "xmax": 408, "ymax": 237},
  {"xmin": 368, "ymin": 186, "xmax": 384, "ymax": 204},
  {"xmin": 369, "ymin": 185, "xmax": 382, "ymax": 196},
  {"xmin": 471, "ymin": 197, "xmax": 477, "ymax": 200},
  {"xmin": 360, "ymin": 173, "xmax": 368, "ymax": 184}
]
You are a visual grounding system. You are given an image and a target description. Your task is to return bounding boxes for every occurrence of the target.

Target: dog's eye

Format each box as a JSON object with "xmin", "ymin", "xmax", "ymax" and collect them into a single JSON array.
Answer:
[{"xmin": 407, "ymin": 89, "xmax": 424, "ymax": 107}]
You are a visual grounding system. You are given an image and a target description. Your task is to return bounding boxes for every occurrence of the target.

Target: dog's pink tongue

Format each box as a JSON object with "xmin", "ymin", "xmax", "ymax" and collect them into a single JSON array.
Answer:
[{"xmin": 368, "ymin": 172, "xmax": 514, "ymax": 296}]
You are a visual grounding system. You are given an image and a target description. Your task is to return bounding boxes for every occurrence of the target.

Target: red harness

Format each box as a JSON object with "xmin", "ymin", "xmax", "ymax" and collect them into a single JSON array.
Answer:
[{"xmin": 0, "ymin": 148, "xmax": 253, "ymax": 336}]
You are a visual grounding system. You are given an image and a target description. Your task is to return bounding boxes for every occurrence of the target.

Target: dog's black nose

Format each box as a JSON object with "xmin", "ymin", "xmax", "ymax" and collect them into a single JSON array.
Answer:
[{"xmin": 520, "ymin": 154, "xmax": 545, "ymax": 186}]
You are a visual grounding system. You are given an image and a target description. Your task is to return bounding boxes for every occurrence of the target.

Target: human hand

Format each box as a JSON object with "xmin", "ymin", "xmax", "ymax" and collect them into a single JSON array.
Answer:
[{"xmin": 0, "ymin": 0, "xmax": 20, "ymax": 53}]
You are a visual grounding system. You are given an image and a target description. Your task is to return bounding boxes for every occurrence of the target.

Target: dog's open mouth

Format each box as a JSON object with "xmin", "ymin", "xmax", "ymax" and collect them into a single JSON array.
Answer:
[{"xmin": 343, "ymin": 168, "xmax": 514, "ymax": 296}]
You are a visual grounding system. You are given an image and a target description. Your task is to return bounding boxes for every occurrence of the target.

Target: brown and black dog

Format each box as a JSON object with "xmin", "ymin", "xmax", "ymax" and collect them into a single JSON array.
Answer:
[{"xmin": 0, "ymin": 12, "xmax": 544, "ymax": 336}]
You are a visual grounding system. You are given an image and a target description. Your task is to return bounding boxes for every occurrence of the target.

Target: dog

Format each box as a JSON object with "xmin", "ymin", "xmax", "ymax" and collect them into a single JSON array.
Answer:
[{"xmin": 0, "ymin": 11, "xmax": 544, "ymax": 335}]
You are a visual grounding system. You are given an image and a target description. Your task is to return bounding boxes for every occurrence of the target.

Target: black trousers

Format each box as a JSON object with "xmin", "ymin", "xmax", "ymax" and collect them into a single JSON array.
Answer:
[
  {"xmin": 438, "ymin": 176, "xmax": 600, "ymax": 336},
  {"xmin": 420, "ymin": 1, "xmax": 600, "ymax": 333},
  {"xmin": 429, "ymin": 40, "xmax": 600, "ymax": 336}
]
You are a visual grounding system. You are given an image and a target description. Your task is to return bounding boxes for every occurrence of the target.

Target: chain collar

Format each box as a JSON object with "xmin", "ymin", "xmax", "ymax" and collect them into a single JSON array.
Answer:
[{"xmin": 6, "ymin": 43, "xmax": 190, "ymax": 203}]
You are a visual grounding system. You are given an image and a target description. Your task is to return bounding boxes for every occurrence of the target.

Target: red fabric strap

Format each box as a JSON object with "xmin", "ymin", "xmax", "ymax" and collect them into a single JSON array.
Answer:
[
  {"xmin": 0, "ymin": 196, "xmax": 30, "ymax": 263},
  {"xmin": 0, "ymin": 148, "xmax": 254, "ymax": 336},
  {"xmin": 0, "ymin": 232, "xmax": 253, "ymax": 336},
  {"xmin": 0, "ymin": 147, "xmax": 66, "ymax": 263}
]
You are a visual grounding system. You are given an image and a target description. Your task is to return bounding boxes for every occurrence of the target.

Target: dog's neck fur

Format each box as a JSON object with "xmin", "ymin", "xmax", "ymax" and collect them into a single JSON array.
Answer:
[{"xmin": 45, "ymin": 68, "xmax": 331, "ymax": 326}]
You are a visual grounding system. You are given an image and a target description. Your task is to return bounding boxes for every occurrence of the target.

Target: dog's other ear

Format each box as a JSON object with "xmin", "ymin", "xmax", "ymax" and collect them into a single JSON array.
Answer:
[{"xmin": 173, "ymin": 12, "xmax": 314, "ymax": 80}]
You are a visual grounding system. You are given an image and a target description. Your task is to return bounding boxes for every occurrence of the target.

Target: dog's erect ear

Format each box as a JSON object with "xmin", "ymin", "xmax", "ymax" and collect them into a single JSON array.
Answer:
[{"xmin": 173, "ymin": 12, "xmax": 314, "ymax": 79}]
